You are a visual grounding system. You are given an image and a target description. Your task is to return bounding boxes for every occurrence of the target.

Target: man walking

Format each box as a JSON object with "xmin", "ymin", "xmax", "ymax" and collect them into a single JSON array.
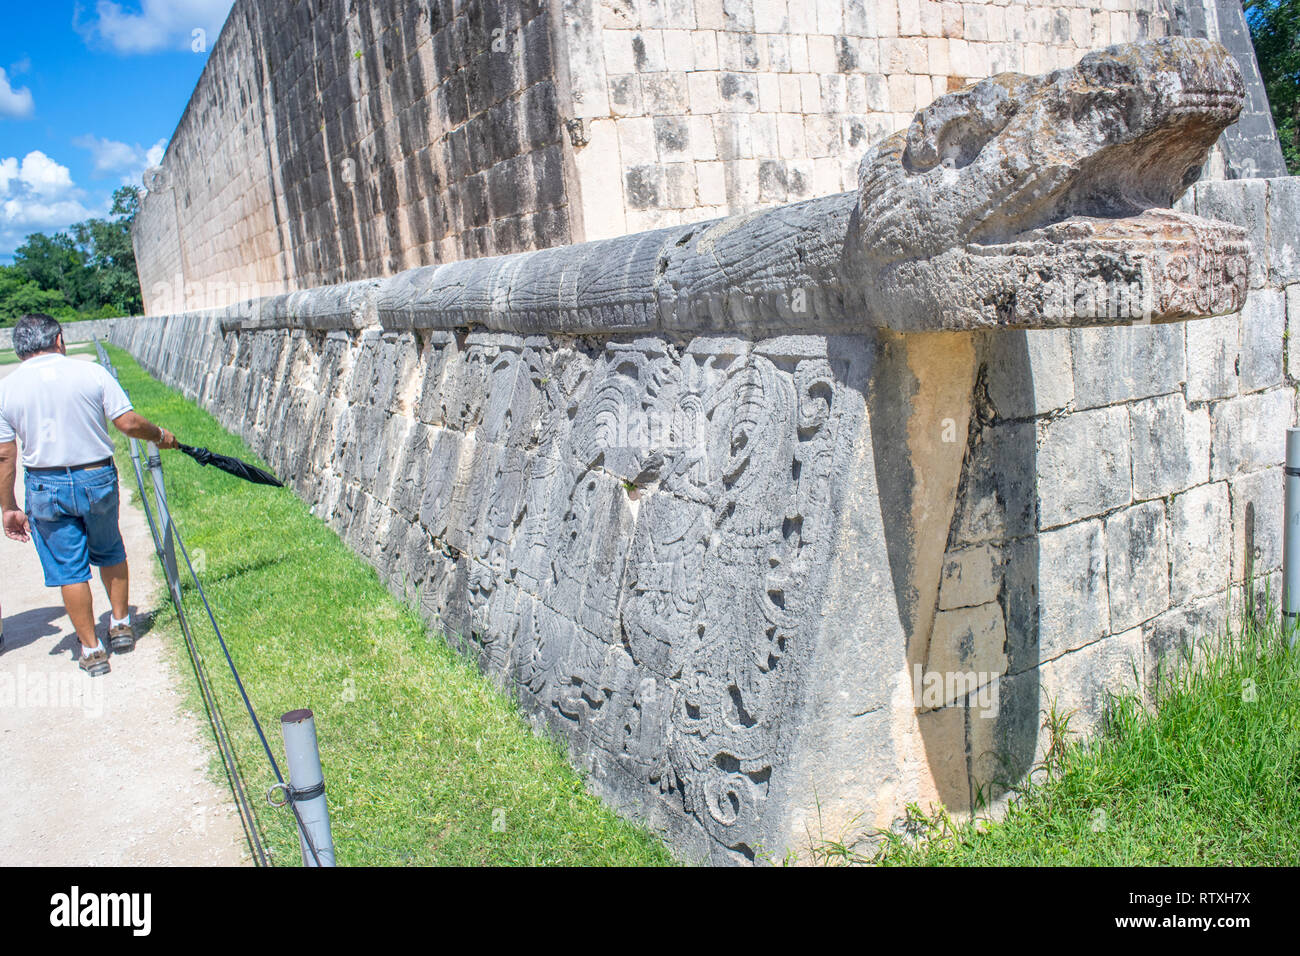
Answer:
[{"xmin": 0, "ymin": 314, "xmax": 178, "ymax": 676}]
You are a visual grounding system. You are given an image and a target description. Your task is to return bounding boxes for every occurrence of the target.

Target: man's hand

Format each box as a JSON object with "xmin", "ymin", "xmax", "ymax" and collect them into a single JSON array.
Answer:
[
  {"xmin": 112, "ymin": 411, "xmax": 178, "ymax": 449},
  {"xmin": 3, "ymin": 509, "xmax": 29, "ymax": 543}
]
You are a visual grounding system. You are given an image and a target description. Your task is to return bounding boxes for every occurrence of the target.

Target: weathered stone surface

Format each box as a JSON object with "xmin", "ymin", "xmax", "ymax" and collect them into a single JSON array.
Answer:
[
  {"xmin": 1184, "ymin": 312, "xmax": 1239, "ymax": 403},
  {"xmin": 1070, "ymin": 322, "xmax": 1185, "ymax": 409},
  {"xmin": 945, "ymin": 419, "xmax": 1037, "ymax": 548},
  {"xmin": 1143, "ymin": 596, "xmax": 1229, "ymax": 690},
  {"xmin": 925, "ymin": 603, "xmax": 1008, "ymax": 707},
  {"xmin": 1105, "ymin": 500, "xmax": 1170, "ymax": 633},
  {"xmin": 938, "ymin": 543, "xmax": 1002, "ymax": 611},
  {"xmin": 1209, "ymin": 388, "xmax": 1293, "ymax": 479},
  {"xmin": 983, "ymin": 329, "xmax": 1073, "ymax": 419},
  {"xmin": 1037, "ymin": 407, "xmax": 1131, "ymax": 528},
  {"xmin": 1189, "ymin": 177, "xmax": 1269, "ymax": 289},
  {"xmin": 1170, "ymin": 482, "xmax": 1232, "ymax": 603},
  {"xmin": 1038, "ymin": 628, "xmax": 1144, "ymax": 737},
  {"xmin": 1238, "ymin": 288, "xmax": 1285, "ymax": 392},
  {"xmin": 1037, "ymin": 519, "xmax": 1109, "ymax": 662},
  {"xmin": 1268, "ymin": 177, "xmax": 1300, "ymax": 283},
  {"xmin": 1128, "ymin": 394, "xmax": 1210, "ymax": 500},
  {"xmin": 1230, "ymin": 467, "xmax": 1284, "ymax": 584},
  {"xmin": 1289, "ymin": 284, "xmax": 1300, "ymax": 381}
]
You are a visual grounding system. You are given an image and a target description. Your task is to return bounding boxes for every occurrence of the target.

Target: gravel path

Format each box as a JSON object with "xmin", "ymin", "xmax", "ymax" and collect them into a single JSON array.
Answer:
[{"xmin": 0, "ymin": 356, "xmax": 250, "ymax": 866}]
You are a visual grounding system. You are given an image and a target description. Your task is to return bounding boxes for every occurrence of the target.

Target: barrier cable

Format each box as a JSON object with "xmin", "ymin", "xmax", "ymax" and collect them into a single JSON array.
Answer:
[{"xmin": 94, "ymin": 340, "xmax": 322, "ymax": 866}]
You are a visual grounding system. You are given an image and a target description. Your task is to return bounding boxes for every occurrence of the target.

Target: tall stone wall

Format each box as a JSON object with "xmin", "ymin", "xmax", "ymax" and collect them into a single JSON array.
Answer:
[
  {"xmin": 136, "ymin": 0, "xmax": 572, "ymax": 313},
  {"xmin": 114, "ymin": 167, "xmax": 1300, "ymax": 861},
  {"xmin": 134, "ymin": 0, "xmax": 1283, "ymax": 315}
]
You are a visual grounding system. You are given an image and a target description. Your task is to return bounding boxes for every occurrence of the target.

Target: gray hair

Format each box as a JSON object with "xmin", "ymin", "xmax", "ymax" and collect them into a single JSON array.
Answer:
[{"xmin": 12, "ymin": 314, "xmax": 63, "ymax": 360}]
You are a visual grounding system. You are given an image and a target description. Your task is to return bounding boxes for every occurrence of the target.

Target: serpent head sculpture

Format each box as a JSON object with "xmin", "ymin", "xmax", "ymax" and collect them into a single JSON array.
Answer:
[{"xmin": 855, "ymin": 36, "xmax": 1251, "ymax": 330}]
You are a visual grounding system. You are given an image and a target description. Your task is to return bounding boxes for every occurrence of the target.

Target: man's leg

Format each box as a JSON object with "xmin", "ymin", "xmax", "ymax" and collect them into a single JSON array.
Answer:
[
  {"xmin": 99, "ymin": 559, "xmax": 129, "ymax": 620},
  {"xmin": 59, "ymin": 581, "xmax": 98, "ymax": 649}
]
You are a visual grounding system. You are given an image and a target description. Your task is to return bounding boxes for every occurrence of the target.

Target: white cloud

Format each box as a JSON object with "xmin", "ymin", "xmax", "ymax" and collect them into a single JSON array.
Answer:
[
  {"xmin": 0, "ymin": 67, "xmax": 34, "ymax": 118},
  {"xmin": 73, "ymin": 134, "xmax": 168, "ymax": 184},
  {"xmin": 10, "ymin": 152, "xmax": 75, "ymax": 198},
  {"xmin": 0, "ymin": 151, "xmax": 99, "ymax": 258},
  {"xmin": 78, "ymin": 0, "xmax": 235, "ymax": 54}
]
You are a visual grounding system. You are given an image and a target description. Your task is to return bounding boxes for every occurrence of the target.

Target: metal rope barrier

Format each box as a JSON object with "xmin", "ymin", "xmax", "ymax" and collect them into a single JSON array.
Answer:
[{"xmin": 94, "ymin": 340, "xmax": 330, "ymax": 866}]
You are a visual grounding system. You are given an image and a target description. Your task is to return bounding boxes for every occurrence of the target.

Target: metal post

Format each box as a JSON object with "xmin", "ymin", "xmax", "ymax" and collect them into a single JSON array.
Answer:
[
  {"xmin": 146, "ymin": 443, "xmax": 182, "ymax": 605},
  {"xmin": 280, "ymin": 709, "xmax": 336, "ymax": 867},
  {"xmin": 1284, "ymin": 428, "xmax": 1300, "ymax": 646}
]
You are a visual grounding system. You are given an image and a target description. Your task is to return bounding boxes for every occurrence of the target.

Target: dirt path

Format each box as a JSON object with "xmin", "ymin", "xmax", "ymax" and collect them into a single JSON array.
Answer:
[{"xmin": 0, "ymin": 356, "xmax": 250, "ymax": 866}]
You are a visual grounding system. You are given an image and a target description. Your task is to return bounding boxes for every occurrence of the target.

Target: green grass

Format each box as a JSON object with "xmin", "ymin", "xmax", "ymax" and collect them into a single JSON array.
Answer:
[
  {"xmin": 841, "ymin": 607, "xmax": 1300, "ymax": 866},
  {"xmin": 102, "ymin": 344, "xmax": 674, "ymax": 866}
]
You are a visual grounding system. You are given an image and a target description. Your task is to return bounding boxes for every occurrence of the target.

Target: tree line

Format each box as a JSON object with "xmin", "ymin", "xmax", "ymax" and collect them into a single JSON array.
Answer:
[{"xmin": 0, "ymin": 185, "xmax": 143, "ymax": 328}]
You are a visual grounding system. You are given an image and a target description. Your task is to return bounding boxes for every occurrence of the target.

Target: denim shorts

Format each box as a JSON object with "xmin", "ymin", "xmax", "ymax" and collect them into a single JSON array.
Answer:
[{"xmin": 24, "ymin": 464, "xmax": 127, "ymax": 587}]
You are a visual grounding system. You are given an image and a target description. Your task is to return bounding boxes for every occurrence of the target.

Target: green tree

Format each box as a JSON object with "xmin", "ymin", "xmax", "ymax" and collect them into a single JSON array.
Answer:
[
  {"xmin": 0, "ymin": 266, "xmax": 74, "ymax": 327},
  {"xmin": 1245, "ymin": 0, "xmax": 1300, "ymax": 174},
  {"xmin": 11, "ymin": 232, "xmax": 94, "ymax": 309},
  {"xmin": 4, "ymin": 184, "xmax": 143, "ymax": 321},
  {"xmin": 73, "ymin": 186, "xmax": 144, "ymax": 316}
]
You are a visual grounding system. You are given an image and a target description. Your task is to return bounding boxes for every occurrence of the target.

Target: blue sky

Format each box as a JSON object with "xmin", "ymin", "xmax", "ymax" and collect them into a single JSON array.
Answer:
[{"xmin": 0, "ymin": 0, "xmax": 235, "ymax": 261}]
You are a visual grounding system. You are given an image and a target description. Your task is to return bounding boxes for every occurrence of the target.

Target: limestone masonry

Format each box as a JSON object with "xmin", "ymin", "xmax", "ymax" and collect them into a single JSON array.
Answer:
[
  {"xmin": 132, "ymin": 0, "xmax": 1284, "ymax": 314},
  {"xmin": 117, "ymin": 25, "xmax": 1300, "ymax": 863}
]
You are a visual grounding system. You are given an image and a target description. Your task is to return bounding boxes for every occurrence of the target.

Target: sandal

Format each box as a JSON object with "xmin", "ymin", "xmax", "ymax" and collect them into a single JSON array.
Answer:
[
  {"xmin": 79, "ymin": 647, "xmax": 111, "ymax": 677},
  {"xmin": 108, "ymin": 622, "xmax": 136, "ymax": 653}
]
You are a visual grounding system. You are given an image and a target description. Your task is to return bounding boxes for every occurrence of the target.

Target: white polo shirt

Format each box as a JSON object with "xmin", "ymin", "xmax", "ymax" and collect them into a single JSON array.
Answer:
[{"xmin": 0, "ymin": 353, "xmax": 134, "ymax": 468}]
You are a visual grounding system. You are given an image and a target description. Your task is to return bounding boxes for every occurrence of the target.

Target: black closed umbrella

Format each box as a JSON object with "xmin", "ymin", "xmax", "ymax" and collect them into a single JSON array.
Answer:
[{"xmin": 177, "ymin": 443, "xmax": 284, "ymax": 487}]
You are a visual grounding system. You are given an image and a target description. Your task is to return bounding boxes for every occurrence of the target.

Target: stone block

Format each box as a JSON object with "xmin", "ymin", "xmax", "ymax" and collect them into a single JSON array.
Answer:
[
  {"xmin": 1229, "ymin": 467, "xmax": 1284, "ymax": 583},
  {"xmin": 1209, "ymin": 388, "xmax": 1292, "ymax": 479},
  {"xmin": 1143, "ymin": 596, "xmax": 1228, "ymax": 691},
  {"xmin": 1268, "ymin": 176, "xmax": 1300, "ymax": 283},
  {"xmin": 938, "ymin": 543, "xmax": 1002, "ymax": 610},
  {"xmin": 948, "ymin": 420, "xmax": 1037, "ymax": 547},
  {"xmin": 1039, "ymin": 628, "xmax": 1144, "ymax": 738},
  {"xmin": 1104, "ymin": 499, "xmax": 1170, "ymax": 633},
  {"xmin": 983, "ymin": 328, "xmax": 1073, "ymax": 419},
  {"xmin": 1189, "ymin": 178, "xmax": 1268, "ymax": 288},
  {"xmin": 1037, "ymin": 519, "xmax": 1109, "ymax": 662},
  {"xmin": 1184, "ymin": 312, "xmax": 1239, "ymax": 403},
  {"xmin": 1169, "ymin": 482, "xmax": 1231, "ymax": 603},
  {"xmin": 1289, "ymin": 284, "xmax": 1300, "ymax": 381},
  {"xmin": 1128, "ymin": 393, "xmax": 1210, "ymax": 500},
  {"xmin": 925, "ymin": 603, "xmax": 1008, "ymax": 707},
  {"xmin": 1037, "ymin": 405, "xmax": 1131, "ymax": 528},
  {"xmin": 1070, "ymin": 322, "xmax": 1185, "ymax": 409},
  {"xmin": 1238, "ymin": 287, "xmax": 1285, "ymax": 392}
]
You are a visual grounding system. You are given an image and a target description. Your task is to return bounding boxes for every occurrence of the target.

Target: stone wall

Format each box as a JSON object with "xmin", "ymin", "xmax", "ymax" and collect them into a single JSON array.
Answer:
[
  {"xmin": 135, "ymin": 0, "xmax": 572, "ymax": 313},
  {"xmin": 0, "ymin": 317, "xmax": 126, "ymax": 352},
  {"xmin": 133, "ymin": 0, "xmax": 1282, "ymax": 314},
  {"xmin": 113, "ymin": 164, "xmax": 1300, "ymax": 860},
  {"xmin": 923, "ymin": 176, "xmax": 1299, "ymax": 809}
]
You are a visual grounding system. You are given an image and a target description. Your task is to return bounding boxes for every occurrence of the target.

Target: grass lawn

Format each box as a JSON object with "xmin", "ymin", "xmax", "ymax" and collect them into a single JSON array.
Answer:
[
  {"xmin": 103, "ymin": 344, "xmax": 674, "ymax": 866},
  {"xmin": 855, "ymin": 608, "xmax": 1300, "ymax": 866}
]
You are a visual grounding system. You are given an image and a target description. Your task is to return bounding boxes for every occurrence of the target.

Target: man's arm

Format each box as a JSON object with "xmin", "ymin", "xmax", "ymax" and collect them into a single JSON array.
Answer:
[
  {"xmin": 0, "ymin": 440, "xmax": 29, "ymax": 542},
  {"xmin": 111, "ymin": 411, "xmax": 178, "ymax": 450}
]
